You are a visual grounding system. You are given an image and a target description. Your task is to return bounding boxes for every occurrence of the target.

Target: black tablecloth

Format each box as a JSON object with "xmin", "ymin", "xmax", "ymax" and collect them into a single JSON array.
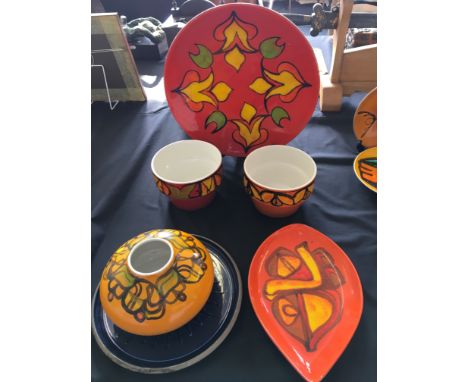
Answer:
[{"xmin": 91, "ymin": 50, "xmax": 376, "ymax": 382}]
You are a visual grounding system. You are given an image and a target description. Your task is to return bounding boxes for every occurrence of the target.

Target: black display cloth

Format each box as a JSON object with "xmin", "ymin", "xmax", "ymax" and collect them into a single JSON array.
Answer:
[{"xmin": 91, "ymin": 62, "xmax": 376, "ymax": 382}]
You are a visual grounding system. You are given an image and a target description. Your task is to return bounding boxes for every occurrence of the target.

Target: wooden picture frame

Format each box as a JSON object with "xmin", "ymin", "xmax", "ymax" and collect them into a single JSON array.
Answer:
[{"xmin": 92, "ymin": 13, "xmax": 146, "ymax": 102}]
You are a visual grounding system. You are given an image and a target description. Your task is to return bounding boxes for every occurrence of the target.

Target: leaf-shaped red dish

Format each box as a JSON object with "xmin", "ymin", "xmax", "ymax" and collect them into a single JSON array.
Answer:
[{"xmin": 248, "ymin": 224, "xmax": 363, "ymax": 382}]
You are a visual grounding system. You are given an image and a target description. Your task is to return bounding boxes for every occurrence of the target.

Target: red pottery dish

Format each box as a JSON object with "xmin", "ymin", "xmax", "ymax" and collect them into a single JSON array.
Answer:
[
  {"xmin": 151, "ymin": 140, "xmax": 223, "ymax": 210},
  {"xmin": 248, "ymin": 224, "xmax": 363, "ymax": 382},
  {"xmin": 164, "ymin": 3, "xmax": 320, "ymax": 157}
]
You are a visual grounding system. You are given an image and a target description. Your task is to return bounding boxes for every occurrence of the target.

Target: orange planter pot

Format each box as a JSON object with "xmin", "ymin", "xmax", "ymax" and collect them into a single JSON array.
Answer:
[
  {"xmin": 151, "ymin": 140, "xmax": 223, "ymax": 211},
  {"xmin": 244, "ymin": 176, "xmax": 315, "ymax": 218},
  {"xmin": 99, "ymin": 229, "xmax": 214, "ymax": 336},
  {"xmin": 243, "ymin": 145, "xmax": 317, "ymax": 218},
  {"xmin": 153, "ymin": 167, "xmax": 223, "ymax": 211}
]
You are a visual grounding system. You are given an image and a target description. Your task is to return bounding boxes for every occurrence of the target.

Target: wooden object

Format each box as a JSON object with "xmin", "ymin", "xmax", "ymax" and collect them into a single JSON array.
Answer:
[{"xmin": 319, "ymin": 0, "xmax": 377, "ymax": 111}]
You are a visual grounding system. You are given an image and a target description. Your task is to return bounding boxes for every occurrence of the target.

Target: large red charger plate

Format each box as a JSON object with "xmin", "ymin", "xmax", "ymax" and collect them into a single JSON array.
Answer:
[
  {"xmin": 164, "ymin": 3, "xmax": 320, "ymax": 157},
  {"xmin": 248, "ymin": 224, "xmax": 363, "ymax": 381}
]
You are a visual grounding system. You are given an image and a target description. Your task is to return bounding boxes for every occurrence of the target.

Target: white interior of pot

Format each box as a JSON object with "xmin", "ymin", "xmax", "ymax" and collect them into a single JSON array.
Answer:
[
  {"xmin": 127, "ymin": 238, "xmax": 174, "ymax": 276},
  {"xmin": 151, "ymin": 140, "xmax": 222, "ymax": 184},
  {"xmin": 244, "ymin": 145, "xmax": 317, "ymax": 190}
]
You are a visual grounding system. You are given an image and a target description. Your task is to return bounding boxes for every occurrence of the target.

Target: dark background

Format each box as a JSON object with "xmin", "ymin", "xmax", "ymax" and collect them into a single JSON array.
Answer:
[
  {"xmin": 97, "ymin": 0, "xmax": 317, "ymax": 21},
  {"xmin": 91, "ymin": 2, "xmax": 376, "ymax": 381}
]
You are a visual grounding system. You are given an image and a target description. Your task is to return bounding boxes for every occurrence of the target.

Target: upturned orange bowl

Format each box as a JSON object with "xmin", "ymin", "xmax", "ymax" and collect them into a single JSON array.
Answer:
[
  {"xmin": 99, "ymin": 229, "xmax": 214, "ymax": 336},
  {"xmin": 151, "ymin": 140, "xmax": 223, "ymax": 211},
  {"xmin": 243, "ymin": 145, "xmax": 317, "ymax": 218}
]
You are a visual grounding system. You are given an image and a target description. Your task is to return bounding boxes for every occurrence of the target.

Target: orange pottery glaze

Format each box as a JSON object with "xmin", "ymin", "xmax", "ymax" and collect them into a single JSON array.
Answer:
[
  {"xmin": 249, "ymin": 224, "xmax": 363, "ymax": 381},
  {"xmin": 153, "ymin": 167, "xmax": 223, "ymax": 210},
  {"xmin": 353, "ymin": 87, "xmax": 377, "ymax": 148},
  {"xmin": 100, "ymin": 229, "xmax": 214, "ymax": 336},
  {"xmin": 353, "ymin": 147, "xmax": 377, "ymax": 192},
  {"xmin": 243, "ymin": 176, "xmax": 314, "ymax": 218}
]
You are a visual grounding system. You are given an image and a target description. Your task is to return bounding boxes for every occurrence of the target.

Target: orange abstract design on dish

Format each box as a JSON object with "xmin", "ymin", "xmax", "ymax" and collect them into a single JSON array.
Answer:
[
  {"xmin": 249, "ymin": 224, "xmax": 363, "ymax": 382},
  {"xmin": 359, "ymin": 159, "xmax": 377, "ymax": 185},
  {"xmin": 353, "ymin": 147, "xmax": 377, "ymax": 192},
  {"xmin": 264, "ymin": 243, "xmax": 344, "ymax": 352},
  {"xmin": 353, "ymin": 87, "xmax": 377, "ymax": 148},
  {"xmin": 154, "ymin": 168, "xmax": 223, "ymax": 200},
  {"xmin": 169, "ymin": 6, "xmax": 315, "ymax": 154},
  {"xmin": 243, "ymin": 176, "xmax": 314, "ymax": 207}
]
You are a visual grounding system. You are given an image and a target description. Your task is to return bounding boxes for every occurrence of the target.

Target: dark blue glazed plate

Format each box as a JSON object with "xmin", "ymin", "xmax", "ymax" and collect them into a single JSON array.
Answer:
[{"xmin": 92, "ymin": 235, "xmax": 242, "ymax": 374}]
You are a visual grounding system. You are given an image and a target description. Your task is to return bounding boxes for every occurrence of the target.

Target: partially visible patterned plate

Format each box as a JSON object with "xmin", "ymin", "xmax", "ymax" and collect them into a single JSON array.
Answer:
[
  {"xmin": 353, "ymin": 87, "xmax": 377, "ymax": 148},
  {"xmin": 354, "ymin": 146, "xmax": 377, "ymax": 192},
  {"xmin": 249, "ymin": 224, "xmax": 363, "ymax": 382},
  {"xmin": 164, "ymin": 3, "xmax": 319, "ymax": 156},
  {"xmin": 92, "ymin": 235, "xmax": 242, "ymax": 374}
]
